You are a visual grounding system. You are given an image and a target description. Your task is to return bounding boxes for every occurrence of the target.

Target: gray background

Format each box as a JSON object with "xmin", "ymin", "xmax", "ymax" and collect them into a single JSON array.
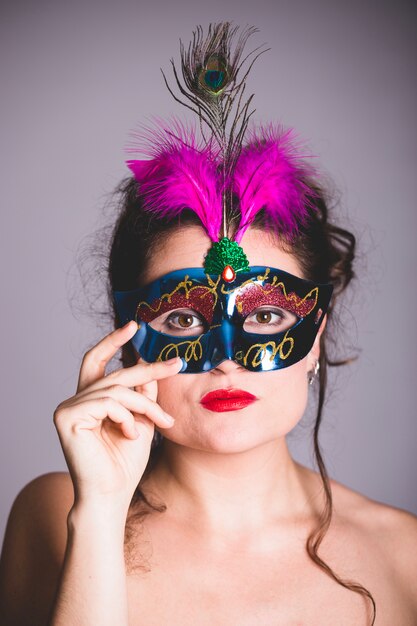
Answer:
[{"xmin": 1, "ymin": 0, "xmax": 416, "ymax": 544}]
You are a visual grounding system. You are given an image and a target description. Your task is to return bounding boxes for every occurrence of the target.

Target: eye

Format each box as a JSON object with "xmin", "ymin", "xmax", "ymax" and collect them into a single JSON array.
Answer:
[
  {"xmin": 148, "ymin": 308, "xmax": 207, "ymax": 336},
  {"xmin": 243, "ymin": 306, "xmax": 298, "ymax": 334},
  {"xmin": 174, "ymin": 313, "xmax": 197, "ymax": 328},
  {"xmin": 254, "ymin": 311, "xmax": 274, "ymax": 324}
]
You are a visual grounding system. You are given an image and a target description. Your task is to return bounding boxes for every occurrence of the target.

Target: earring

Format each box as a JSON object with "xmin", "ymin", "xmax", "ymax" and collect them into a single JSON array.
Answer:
[{"xmin": 308, "ymin": 360, "xmax": 320, "ymax": 385}]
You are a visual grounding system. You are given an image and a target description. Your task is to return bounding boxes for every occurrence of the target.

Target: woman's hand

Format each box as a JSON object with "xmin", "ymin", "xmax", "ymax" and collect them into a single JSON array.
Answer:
[{"xmin": 53, "ymin": 321, "xmax": 182, "ymax": 511}]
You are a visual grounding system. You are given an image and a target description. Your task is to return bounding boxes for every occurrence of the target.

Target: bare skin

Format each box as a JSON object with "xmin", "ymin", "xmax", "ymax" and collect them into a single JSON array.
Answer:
[
  {"xmin": 1, "ymin": 471, "xmax": 417, "ymax": 625},
  {"xmin": 1, "ymin": 226, "xmax": 416, "ymax": 625}
]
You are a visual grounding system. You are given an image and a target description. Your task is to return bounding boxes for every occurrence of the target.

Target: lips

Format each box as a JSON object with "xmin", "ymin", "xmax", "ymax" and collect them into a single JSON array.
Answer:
[{"xmin": 200, "ymin": 388, "xmax": 258, "ymax": 412}]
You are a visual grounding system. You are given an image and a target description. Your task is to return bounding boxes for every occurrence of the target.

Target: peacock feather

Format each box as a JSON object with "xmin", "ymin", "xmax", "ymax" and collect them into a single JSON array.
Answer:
[{"xmin": 161, "ymin": 22, "xmax": 269, "ymax": 239}]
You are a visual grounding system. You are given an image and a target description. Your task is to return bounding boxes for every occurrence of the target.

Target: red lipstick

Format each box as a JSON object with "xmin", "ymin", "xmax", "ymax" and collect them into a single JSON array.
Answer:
[{"xmin": 200, "ymin": 388, "xmax": 258, "ymax": 412}]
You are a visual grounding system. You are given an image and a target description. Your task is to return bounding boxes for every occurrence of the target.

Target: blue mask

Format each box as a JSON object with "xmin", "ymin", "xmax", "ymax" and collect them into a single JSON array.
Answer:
[{"xmin": 113, "ymin": 266, "xmax": 333, "ymax": 373}]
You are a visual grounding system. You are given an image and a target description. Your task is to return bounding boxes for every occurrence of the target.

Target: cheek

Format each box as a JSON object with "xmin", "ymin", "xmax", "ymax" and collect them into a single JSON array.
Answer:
[
  {"xmin": 156, "ymin": 374, "xmax": 193, "ymax": 417},
  {"xmin": 260, "ymin": 361, "xmax": 309, "ymax": 435}
]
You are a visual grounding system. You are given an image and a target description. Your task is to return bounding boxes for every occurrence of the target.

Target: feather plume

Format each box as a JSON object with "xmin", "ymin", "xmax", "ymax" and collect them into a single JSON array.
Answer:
[
  {"xmin": 162, "ymin": 22, "xmax": 269, "ymax": 238},
  {"xmin": 233, "ymin": 126, "xmax": 318, "ymax": 243},
  {"xmin": 127, "ymin": 122, "xmax": 223, "ymax": 241}
]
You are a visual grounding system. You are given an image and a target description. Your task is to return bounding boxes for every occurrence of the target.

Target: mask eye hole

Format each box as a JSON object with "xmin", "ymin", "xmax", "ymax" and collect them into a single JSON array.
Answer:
[
  {"xmin": 148, "ymin": 308, "xmax": 209, "ymax": 336},
  {"xmin": 242, "ymin": 306, "xmax": 299, "ymax": 334}
]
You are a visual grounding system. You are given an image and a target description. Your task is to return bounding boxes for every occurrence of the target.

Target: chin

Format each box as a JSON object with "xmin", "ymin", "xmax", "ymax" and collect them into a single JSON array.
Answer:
[{"xmin": 163, "ymin": 408, "xmax": 302, "ymax": 455}]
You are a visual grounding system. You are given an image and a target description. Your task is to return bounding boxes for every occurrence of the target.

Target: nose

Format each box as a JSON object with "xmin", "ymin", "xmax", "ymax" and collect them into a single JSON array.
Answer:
[{"xmin": 210, "ymin": 356, "xmax": 246, "ymax": 375}]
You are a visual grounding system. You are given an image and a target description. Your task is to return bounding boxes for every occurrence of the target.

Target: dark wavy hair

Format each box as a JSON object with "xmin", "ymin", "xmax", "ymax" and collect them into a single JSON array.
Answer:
[{"xmin": 101, "ymin": 175, "xmax": 376, "ymax": 624}]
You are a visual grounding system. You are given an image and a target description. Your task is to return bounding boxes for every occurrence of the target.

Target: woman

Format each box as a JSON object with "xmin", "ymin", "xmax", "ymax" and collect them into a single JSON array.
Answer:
[{"xmin": 1, "ymin": 22, "xmax": 417, "ymax": 626}]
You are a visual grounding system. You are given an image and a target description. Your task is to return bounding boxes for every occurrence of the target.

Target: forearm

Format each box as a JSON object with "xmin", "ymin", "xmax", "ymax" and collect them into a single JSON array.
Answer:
[{"xmin": 49, "ymin": 504, "xmax": 129, "ymax": 626}]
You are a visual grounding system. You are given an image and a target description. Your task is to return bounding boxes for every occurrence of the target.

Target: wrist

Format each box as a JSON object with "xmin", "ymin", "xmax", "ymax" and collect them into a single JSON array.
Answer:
[{"xmin": 68, "ymin": 499, "xmax": 130, "ymax": 535}]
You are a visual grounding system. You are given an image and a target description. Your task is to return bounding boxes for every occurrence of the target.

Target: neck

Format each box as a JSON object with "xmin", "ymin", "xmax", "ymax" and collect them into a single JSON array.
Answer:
[{"xmin": 145, "ymin": 437, "xmax": 322, "ymax": 539}]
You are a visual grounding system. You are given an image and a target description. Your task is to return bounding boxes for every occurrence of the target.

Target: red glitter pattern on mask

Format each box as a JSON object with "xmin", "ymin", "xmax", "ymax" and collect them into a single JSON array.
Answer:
[
  {"xmin": 235, "ymin": 282, "xmax": 317, "ymax": 318},
  {"xmin": 137, "ymin": 286, "xmax": 215, "ymax": 324}
]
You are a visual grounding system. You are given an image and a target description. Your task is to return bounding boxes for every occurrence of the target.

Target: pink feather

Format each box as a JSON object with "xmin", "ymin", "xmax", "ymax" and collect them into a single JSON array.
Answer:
[
  {"xmin": 126, "ymin": 121, "xmax": 223, "ymax": 241},
  {"xmin": 233, "ymin": 126, "xmax": 317, "ymax": 243}
]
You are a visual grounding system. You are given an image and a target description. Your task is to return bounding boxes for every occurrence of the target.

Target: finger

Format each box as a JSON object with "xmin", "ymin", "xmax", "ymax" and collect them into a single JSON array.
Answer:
[
  {"xmin": 57, "ymin": 397, "xmax": 139, "ymax": 440},
  {"xmin": 77, "ymin": 321, "xmax": 139, "ymax": 393},
  {"xmin": 107, "ymin": 357, "xmax": 184, "ymax": 389},
  {"xmin": 70, "ymin": 385, "xmax": 175, "ymax": 429},
  {"xmin": 134, "ymin": 356, "xmax": 158, "ymax": 403},
  {"xmin": 138, "ymin": 378, "xmax": 158, "ymax": 403},
  {"xmin": 77, "ymin": 356, "xmax": 183, "ymax": 398}
]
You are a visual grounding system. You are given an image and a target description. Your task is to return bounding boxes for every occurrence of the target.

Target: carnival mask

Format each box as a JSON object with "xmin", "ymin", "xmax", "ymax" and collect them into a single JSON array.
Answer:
[{"xmin": 113, "ymin": 265, "xmax": 332, "ymax": 373}]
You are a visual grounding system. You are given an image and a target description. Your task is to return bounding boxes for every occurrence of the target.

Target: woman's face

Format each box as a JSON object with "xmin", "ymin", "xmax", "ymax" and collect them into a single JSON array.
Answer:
[{"xmin": 139, "ymin": 225, "xmax": 324, "ymax": 454}]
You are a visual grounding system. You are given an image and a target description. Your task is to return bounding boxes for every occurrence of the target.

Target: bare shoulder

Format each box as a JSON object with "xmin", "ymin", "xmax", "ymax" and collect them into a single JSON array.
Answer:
[
  {"xmin": 329, "ymin": 474, "xmax": 417, "ymax": 608},
  {"xmin": 6, "ymin": 471, "xmax": 73, "ymax": 557},
  {"xmin": 0, "ymin": 472, "xmax": 74, "ymax": 626},
  {"xmin": 13, "ymin": 470, "xmax": 73, "ymax": 508},
  {"xmin": 329, "ymin": 473, "xmax": 417, "ymax": 544}
]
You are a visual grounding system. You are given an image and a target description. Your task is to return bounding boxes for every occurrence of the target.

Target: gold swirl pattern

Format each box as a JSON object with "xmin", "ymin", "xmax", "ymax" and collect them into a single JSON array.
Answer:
[
  {"xmin": 157, "ymin": 335, "xmax": 204, "ymax": 362},
  {"xmin": 235, "ymin": 330, "xmax": 295, "ymax": 367}
]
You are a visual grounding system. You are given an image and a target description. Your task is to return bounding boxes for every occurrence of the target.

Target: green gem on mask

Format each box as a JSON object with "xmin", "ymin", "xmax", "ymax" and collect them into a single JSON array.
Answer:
[{"xmin": 203, "ymin": 237, "xmax": 250, "ymax": 279}]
